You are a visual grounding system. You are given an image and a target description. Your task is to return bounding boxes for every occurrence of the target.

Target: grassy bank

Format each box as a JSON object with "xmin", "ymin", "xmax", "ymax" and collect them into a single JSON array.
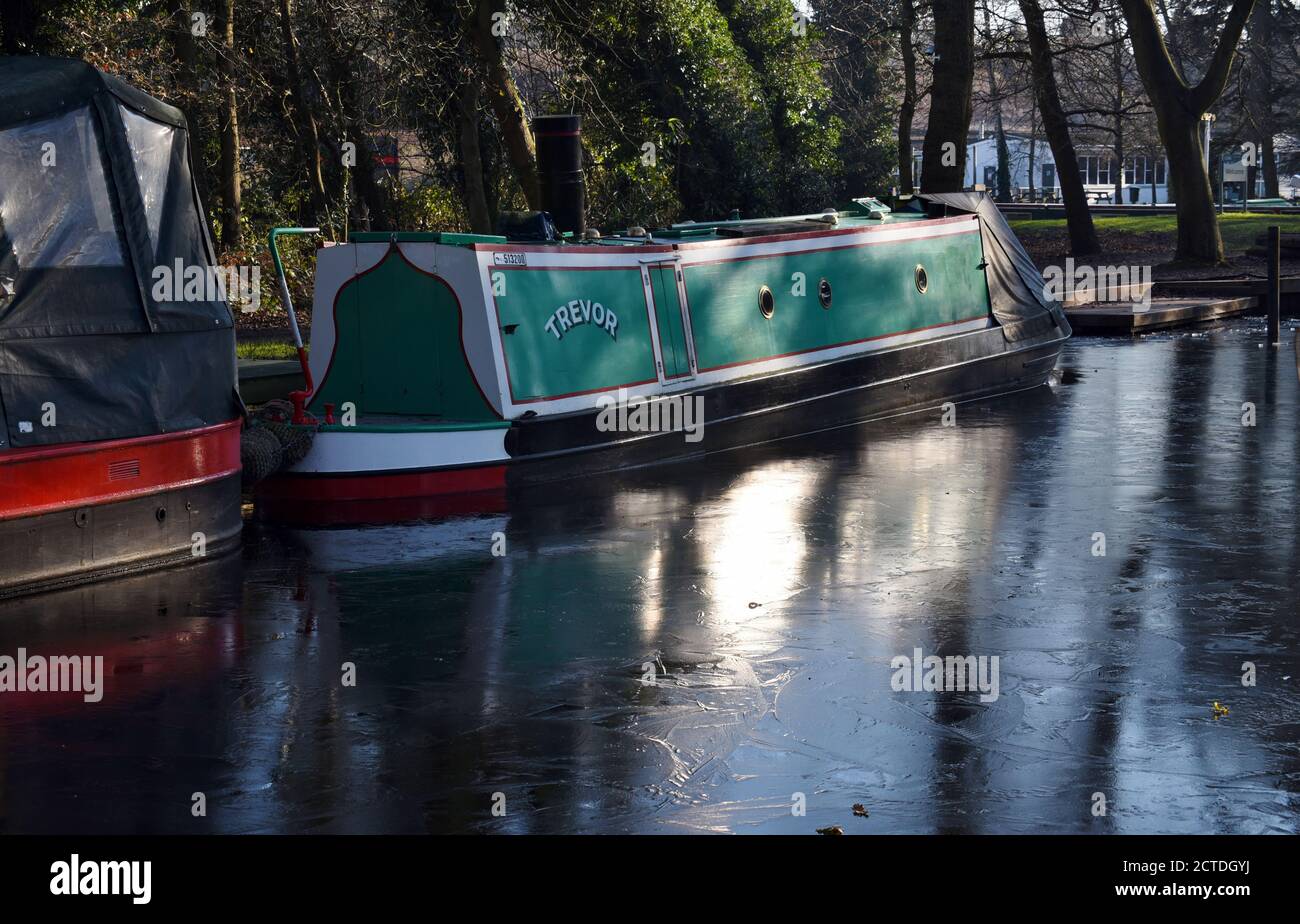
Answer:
[
  {"xmin": 1009, "ymin": 212, "xmax": 1300, "ymax": 252},
  {"xmin": 236, "ymin": 340, "xmax": 301, "ymax": 361}
]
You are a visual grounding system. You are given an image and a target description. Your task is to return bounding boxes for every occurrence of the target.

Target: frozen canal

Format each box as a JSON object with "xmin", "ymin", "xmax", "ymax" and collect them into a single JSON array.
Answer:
[{"xmin": 2, "ymin": 318, "xmax": 1298, "ymax": 834}]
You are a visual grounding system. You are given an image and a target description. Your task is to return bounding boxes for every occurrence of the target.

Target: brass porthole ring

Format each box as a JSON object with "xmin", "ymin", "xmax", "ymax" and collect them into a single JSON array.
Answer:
[
  {"xmin": 818, "ymin": 278, "xmax": 832, "ymax": 309},
  {"xmin": 758, "ymin": 285, "xmax": 775, "ymax": 319},
  {"xmin": 915, "ymin": 264, "xmax": 928, "ymax": 294}
]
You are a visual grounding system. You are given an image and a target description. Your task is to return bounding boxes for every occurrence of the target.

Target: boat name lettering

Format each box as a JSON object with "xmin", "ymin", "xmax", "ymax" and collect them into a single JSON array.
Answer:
[{"xmin": 544, "ymin": 299, "xmax": 618, "ymax": 341}]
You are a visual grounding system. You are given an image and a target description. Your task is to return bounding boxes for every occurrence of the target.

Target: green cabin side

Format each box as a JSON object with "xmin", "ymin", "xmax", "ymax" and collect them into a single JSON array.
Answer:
[
  {"xmin": 308, "ymin": 249, "xmax": 499, "ymax": 422},
  {"xmin": 682, "ymin": 227, "xmax": 991, "ymax": 372},
  {"xmin": 491, "ymin": 266, "xmax": 658, "ymax": 401},
  {"xmin": 308, "ymin": 220, "xmax": 993, "ymax": 416},
  {"xmin": 488, "ymin": 224, "xmax": 991, "ymax": 402}
]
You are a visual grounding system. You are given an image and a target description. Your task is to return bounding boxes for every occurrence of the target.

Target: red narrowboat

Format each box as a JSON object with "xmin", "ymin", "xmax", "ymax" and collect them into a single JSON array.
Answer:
[{"xmin": 0, "ymin": 58, "xmax": 243, "ymax": 598}]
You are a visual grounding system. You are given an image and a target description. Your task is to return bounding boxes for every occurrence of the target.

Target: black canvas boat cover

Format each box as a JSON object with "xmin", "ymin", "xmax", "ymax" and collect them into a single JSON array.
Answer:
[
  {"xmin": 920, "ymin": 192, "xmax": 1071, "ymax": 342},
  {"xmin": 0, "ymin": 56, "xmax": 240, "ymax": 449}
]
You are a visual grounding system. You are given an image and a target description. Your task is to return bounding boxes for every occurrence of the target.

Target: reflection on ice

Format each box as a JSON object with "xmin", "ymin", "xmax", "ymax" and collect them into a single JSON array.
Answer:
[{"xmin": 1, "ymin": 322, "xmax": 1298, "ymax": 833}]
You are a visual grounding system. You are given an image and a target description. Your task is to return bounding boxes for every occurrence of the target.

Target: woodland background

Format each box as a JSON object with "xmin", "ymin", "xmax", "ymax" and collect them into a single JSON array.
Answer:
[{"xmin": 2, "ymin": 0, "xmax": 1298, "ymax": 277}]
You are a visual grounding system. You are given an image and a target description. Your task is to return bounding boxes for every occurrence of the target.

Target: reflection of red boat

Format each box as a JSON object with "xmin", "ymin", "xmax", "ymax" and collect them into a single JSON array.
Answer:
[
  {"xmin": 255, "ymin": 485, "xmax": 506, "ymax": 527},
  {"xmin": 0, "ymin": 549, "xmax": 244, "ymax": 719},
  {"xmin": 0, "ymin": 59, "xmax": 243, "ymax": 597}
]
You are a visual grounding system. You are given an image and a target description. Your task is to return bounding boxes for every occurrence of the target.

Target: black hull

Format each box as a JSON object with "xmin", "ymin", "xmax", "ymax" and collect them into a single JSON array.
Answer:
[
  {"xmin": 505, "ymin": 323, "xmax": 1067, "ymax": 485},
  {"xmin": 0, "ymin": 474, "xmax": 243, "ymax": 601}
]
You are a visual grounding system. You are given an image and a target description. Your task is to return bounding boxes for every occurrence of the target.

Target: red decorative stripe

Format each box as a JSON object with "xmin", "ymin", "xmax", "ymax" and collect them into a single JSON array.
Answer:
[
  {"xmin": 256, "ymin": 463, "xmax": 507, "ymax": 503},
  {"xmin": 0, "ymin": 420, "xmax": 242, "ymax": 521}
]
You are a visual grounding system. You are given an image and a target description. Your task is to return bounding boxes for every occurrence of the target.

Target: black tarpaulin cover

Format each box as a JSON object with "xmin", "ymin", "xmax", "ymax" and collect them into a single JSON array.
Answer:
[
  {"xmin": 0, "ymin": 56, "xmax": 240, "ymax": 449},
  {"xmin": 920, "ymin": 192, "xmax": 1071, "ymax": 342}
]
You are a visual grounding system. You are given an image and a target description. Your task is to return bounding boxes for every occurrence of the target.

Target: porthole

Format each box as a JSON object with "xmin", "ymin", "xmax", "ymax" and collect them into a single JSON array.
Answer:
[
  {"xmin": 758, "ymin": 285, "xmax": 775, "ymax": 319},
  {"xmin": 818, "ymin": 278, "xmax": 832, "ymax": 309},
  {"xmin": 914, "ymin": 264, "xmax": 929, "ymax": 294}
]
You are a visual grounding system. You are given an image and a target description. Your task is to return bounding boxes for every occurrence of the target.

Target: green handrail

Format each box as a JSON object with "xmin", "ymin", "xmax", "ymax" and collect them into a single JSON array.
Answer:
[{"xmin": 268, "ymin": 227, "xmax": 319, "ymax": 393}]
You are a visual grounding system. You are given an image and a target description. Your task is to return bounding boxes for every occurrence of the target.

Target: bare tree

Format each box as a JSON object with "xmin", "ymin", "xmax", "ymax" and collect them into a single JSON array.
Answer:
[
  {"xmin": 472, "ymin": 0, "xmax": 541, "ymax": 210},
  {"xmin": 277, "ymin": 0, "xmax": 328, "ymax": 218},
  {"xmin": 1019, "ymin": 0, "xmax": 1100, "ymax": 253},
  {"xmin": 921, "ymin": 0, "xmax": 976, "ymax": 191},
  {"xmin": 217, "ymin": 0, "xmax": 242, "ymax": 249},
  {"xmin": 457, "ymin": 74, "xmax": 494, "ymax": 233},
  {"xmin": 1117, "ymin": 0, "xmax": 1256, "ymax": 262},
  {"xmin": 898, "ymin": 0, "xmax": 920, "ymax": 193},
  {"xmin": 161, "ymin": 1, "xmax": 213, "ymax": 209}
]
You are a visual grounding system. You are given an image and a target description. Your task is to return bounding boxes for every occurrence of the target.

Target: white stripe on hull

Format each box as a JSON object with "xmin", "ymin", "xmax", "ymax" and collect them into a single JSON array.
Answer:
[{"xmin": 290, "ymin": 427, "xmax": 510, "ymax": 475}]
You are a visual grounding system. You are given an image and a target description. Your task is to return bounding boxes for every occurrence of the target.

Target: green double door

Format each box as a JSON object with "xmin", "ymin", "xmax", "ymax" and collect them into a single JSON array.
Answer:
[{"xmin": 648, "ymin": 262, "xmax": 694, "ymax": 380}]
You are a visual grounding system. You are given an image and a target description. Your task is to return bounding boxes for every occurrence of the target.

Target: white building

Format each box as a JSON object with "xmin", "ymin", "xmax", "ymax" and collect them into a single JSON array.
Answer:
[
  {"xmin": 964, "ymin": 135, "xmax": 1173, "ymax": 204},
  {"xmin": 909, "ymin": 133, "xmax": 1172, "ymax": 204}
]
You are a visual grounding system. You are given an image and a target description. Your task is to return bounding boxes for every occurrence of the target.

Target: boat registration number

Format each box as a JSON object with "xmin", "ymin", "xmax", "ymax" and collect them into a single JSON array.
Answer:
[{"xmin": 493, "ymin": 252, "xmax": 527, "ymax": 267}]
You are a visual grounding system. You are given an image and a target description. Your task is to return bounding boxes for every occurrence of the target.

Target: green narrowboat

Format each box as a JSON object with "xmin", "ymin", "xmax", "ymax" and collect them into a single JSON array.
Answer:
[{"xmin": 256, "ymin": 118, "xmax": 1069, "ymax": 523}]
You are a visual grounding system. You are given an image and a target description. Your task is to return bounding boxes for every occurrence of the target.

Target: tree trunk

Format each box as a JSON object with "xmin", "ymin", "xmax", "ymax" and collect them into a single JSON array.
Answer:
[
  {"xmin": 216, "ymin": 0, "xmax": 242, "ymax": 250},
  {"xmin": 317, "ymin": 15, "xmax": 390, "ymax": 232},
  {"xmin": 1163, "ymin": 114, "xmax": 1223, "ymax": 257},
  {"xmin": 995, "ymin": 117, "xmax": 1012, "ymax": 201},
  {"xmin": 897, "ymin": 0, "xmax": 917, "ymax": 194},
  {"xmin": 1118, "ymin": 0, "xmax": 1257, "ymax": 262},
  {"xmin": 457, "ymin": 77, "xmax": 493, "ymax": 235},
  {"xmin": 1262, "ymin": 132, "xmax": 1278, "ymax": 198},
  {"xmin": 471, "ymin": 0, "xmax": 540, "ymax": 210},
  {"xmin": 1019, "ymin": 0, "xmax": 1100, "ymax": 254},
  {"xmin": 340, "ymin": 110, "xmax": 390, "ymax": 230},
  {"xmin": 1027, "ymin": 102, "xmax": 1037, "ymax": 200},
  {"xmin": 920, "ymin": 0, "xmax": 975, "ymax": 192},
  {"xmin": 1246, "ymin": 0, "xmax": 1277, "ymax": 199},
  {"xmin": 1113, "ymin": 132, "xmax": 1125, "ymax": 204},
  {"xmin": 980, "ymin": 2, "xmax": 1011, "ymax": 201},
  {"xmin": 277, "ymin": 0, "xmax": 327, "ymax": 219},
  {"xmin": 165, "ymin": 1, "xmax": 213, "ymax": 211},
  {"xmin": 1112, "ymin": 34, "xmax": 1125, "ymax": 204}
]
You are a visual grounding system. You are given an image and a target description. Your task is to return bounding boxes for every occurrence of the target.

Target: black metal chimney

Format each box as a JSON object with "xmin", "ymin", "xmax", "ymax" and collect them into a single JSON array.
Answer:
[{"xmin": 533, "ymin": 114, "xmax": 586, "ymax": 236}]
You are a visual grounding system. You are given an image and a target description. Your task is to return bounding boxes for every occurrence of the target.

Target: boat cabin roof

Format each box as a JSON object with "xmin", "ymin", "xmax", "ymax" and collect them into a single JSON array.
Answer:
[{"xmin": 346, "ymin": 198, "xmax": 936, "ymax": 250}]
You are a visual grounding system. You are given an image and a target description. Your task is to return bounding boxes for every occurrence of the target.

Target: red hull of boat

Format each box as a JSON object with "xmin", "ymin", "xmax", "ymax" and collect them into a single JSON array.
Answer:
[
  {"xmin": 254, "ymin": 464, "xmax": 507, "ymax": 526},
  {"xmin": 0, "ymin": 421, "xmax": 244, "ymax": 599}
]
